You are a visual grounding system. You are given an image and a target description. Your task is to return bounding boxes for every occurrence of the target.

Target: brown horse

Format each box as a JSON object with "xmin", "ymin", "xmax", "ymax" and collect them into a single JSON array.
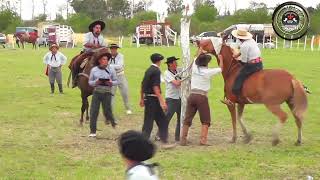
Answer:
[
  {"xmin": 15, "ymin": 32, "xmax": 38, "ymax": 49},
  {"xmin": 197, "ymin": 39, "xmax": 308, "ymax": 146},
  {"xmin": 69, "ymin": 48, "xmax": 109, "ymax": 125}
]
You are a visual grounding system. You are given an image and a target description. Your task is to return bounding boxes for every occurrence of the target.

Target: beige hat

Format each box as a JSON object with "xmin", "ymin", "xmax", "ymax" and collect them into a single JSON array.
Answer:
[
  {"xmin": 49, "ymin": 43, "xmax": 59, "ymax": 51},
  {"xmin": 231, "ymin": 29, "xmax": 253, "ymax": 40}
]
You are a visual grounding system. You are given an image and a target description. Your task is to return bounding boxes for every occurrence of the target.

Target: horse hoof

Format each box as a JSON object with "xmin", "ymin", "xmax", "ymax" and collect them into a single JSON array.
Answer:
[
  {"xmin": 243, "ymin": 133, "xmax": 253, "ymax": 144},
  {"xmin": 272, "ymin": 139, "xmax": 280, "ymax": 146},
  {"xmin": 295, "ymin": 140, "xmax": 302, "ymax": 146},
  {"xmin": 229, "ymin": 137, "xmax": 237, "ymax": 144}
]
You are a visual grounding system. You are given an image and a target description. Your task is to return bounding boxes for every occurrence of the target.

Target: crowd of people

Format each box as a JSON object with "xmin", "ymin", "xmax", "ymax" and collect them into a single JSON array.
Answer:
[{"xmin": 42, "ymin": 19, "xmax": 265, "ymax": 179}]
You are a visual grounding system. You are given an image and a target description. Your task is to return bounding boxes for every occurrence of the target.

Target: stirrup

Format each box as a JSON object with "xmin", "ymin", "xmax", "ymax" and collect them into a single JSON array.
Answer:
[{"xmin": 220, "ymin": 98, "xmax": 235, "ymax": 106}]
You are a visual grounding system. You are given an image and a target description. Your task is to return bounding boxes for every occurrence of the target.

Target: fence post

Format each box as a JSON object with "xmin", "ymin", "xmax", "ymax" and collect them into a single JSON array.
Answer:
[
  {"xmin": 283, "ymin": 36, "xmax": 286, "ymax": 49},
  {"xmin": 297, "ymin": 38, "xmax": 300, "ymax": 49},
  {"xmin": 262, "ymin": 34, "xmax": 265, "ymax": 48},
  {"xmin": 311, "ymin": 35, "xmax": 315, "ymax": 51},
  {"xmin": 304, "ymin": 35, "xmax": 307, "ymax": 51},
  {"xmin": 275, "ymin": 36, "xmax": 278, "ymax": 49},
  {"xmin": 290, "ymin": 35, "xmax": 293, "ymax": 49}
]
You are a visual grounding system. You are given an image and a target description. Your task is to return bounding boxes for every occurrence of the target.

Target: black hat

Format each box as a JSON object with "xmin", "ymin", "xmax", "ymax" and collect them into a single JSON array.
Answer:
[
  {"xmin": 150, "ymin": 53, "xmax": 164, "ymax": 63},
  {"xmin": 118, "ymin": 130, "xmax": 156, "ymax": 162},
  {"xmin": 93, "ymin": 52, "xmax": 112, "ymax": 66},
  {"xmin": 89, "ymin": 20, "xmax": 106, "ymax": 32},
  {"xmin": 195, "ymin": 54, "xmax": 211, "ymax": 67},
  {"xmin": 108, "ymin": 43, "xmax": 120, "ymax": 49},
  {"xmin": 165, "ymin": 56, "xmax": 179, "ymax": 64}
]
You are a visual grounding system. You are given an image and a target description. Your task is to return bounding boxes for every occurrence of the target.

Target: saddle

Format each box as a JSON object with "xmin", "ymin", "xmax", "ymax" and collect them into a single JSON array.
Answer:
[{"xmin": 69, "ymin": 52, "xmax": 94, "ymax": 88}]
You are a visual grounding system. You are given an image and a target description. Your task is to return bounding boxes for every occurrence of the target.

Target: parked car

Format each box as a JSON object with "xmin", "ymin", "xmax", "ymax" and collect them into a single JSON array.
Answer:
[
  {"xmin": 190, "ymin": 31, "xmax": 218, "ymax": 42},
  {"xmin": 0, "ymin": 33, "xmax": 6, "ymax": 48}
]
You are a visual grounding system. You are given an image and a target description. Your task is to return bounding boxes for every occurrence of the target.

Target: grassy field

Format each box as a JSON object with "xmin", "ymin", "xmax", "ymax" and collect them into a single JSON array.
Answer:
[{"xmin": 0, "ymin": 44, "xmax": 319, "ymax": 179}]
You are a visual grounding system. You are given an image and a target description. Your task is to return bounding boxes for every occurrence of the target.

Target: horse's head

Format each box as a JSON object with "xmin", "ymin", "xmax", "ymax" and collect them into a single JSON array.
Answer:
[{"xmin": 196, "ymin": 37, "xmax": 225, "ymax": 57}]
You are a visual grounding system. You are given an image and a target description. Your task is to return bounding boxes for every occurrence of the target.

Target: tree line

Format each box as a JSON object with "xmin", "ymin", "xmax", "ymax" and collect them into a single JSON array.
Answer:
[{"xmin": 0, "ymin": 0, "xmax": 320, "ymax": 36}]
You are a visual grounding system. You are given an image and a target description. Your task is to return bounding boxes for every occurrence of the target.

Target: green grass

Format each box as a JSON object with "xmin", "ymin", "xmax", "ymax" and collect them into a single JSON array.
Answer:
[{"xmin": 0, "ymin": 44, "xmax": 319, "ymax": 179}]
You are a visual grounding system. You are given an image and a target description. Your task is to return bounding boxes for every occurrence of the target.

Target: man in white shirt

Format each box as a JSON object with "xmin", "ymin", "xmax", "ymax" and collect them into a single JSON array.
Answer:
[
  {"xmin": 109, "ymin": 44, "xmax": 132, "ymax": 115},
  {"xmin": 163, "ymin": 56, "xmax": 182, "ymax": 142},
  {"xmin": 180, "ymin": 54, "xmax": 223, "ymax": 146},
  {"xmin": 83, "ymin": 20, "xmax": 107, "ymax": 52},
  {"xmin": 43, "ymin": 44, "xmax": 67, "ymax": 94},
  {"xmin": 230, "ymin": 29, "xmax": 263, "ymax": 99}
]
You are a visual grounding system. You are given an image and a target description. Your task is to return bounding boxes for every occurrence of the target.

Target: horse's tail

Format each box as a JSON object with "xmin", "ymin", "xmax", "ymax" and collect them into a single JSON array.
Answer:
[{"xmin": 291, "ymin": 79, "xmax": 308, "ymax": 119}]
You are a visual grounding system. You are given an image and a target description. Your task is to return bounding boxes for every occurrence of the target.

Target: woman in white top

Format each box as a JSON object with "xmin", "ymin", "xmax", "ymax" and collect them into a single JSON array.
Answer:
[
  {"xmin": 119, "ymin": 130, "xmax": 159, "ymax": 180},
  {"xmin": 180, "ymin": 54, "xmax": 223, "ymax": 146}
]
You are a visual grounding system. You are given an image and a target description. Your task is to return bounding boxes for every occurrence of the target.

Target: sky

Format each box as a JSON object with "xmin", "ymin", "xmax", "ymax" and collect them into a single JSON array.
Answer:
[{"xmin": 15, "ymin": 0, "xmax": 320, "ymax": 20}]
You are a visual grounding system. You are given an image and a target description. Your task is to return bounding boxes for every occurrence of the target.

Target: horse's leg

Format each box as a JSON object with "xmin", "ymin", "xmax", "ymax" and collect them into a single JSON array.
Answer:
[
  {"xmin": 85, "ymin": 97, "xmax": 90, "ymax": 122},
  {"xmin": 228, "ymin": 105, "xmax": 237, "ymax": 143},
  {"xmin": 80, "ymin": 95, "xmax": 86, "ymax": 126},
  {"xmin": 265, "ymin": 104, "xmax": 288, "ymax": 146},
  {"xmin": 237, "ymin": 104, "xmax": 252, "ymax": 143},
  {"xmin": 287, "ymin": 101, "xmax": 303, "ymax": 146}
]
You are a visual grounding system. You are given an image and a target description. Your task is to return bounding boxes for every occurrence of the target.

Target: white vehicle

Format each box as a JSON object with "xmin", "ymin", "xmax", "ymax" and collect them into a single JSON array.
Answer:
[
  {"xmin": 190, "ymin": 31, "xmax": 218, "ymax": 42},
  {"xmin": 0, "ymin": 33, "xmax": 6, "ymax": 48}
]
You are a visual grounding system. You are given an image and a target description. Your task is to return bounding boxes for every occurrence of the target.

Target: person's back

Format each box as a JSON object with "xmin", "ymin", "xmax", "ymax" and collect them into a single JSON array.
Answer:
[{"xmin": 127, "ymin": 164, "xmax": 159, "ymax": 180}]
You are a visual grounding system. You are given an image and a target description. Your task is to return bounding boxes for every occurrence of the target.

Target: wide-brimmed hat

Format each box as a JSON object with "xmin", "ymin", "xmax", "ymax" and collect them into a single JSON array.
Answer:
[
  {"xmin": 89, "ymin": 20, "xmax": 106, "ymax": 32},
  {"xmin": 49, "ymin": 43, "xmax": 59, "ymax": 51},
  {"xmin": 195, "ymin": 54, "xmax": 211, "ymax": 67},
  {"xmin": 108, "ymin": 43, "xmax": 120, "ymax": 49},
  {"xmin": 231, "ymin": 29, "xmax": 253, "ymax": 40},
  {"xmin": 93, "ymin": 52, "xmax": 112, "ymax": 66},
  {"xmin": 165, "ymin": 56, "xmax": 179, "ymax": 64},
  {"xmin": 118, "ymin": 130, "xmax": 156, "ymax": 162},
  {"xmin": 150, "ymin": 53, "xmax": 164, "ymax": 63}
]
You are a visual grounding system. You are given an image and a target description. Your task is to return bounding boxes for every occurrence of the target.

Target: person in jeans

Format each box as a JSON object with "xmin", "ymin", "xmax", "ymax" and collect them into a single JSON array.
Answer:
[
  {"xmin": 43, "ymin": 44, "xmax": 67, "ymax": 94},
  {"xmin": 180, "ymin": 54, "xmax": 223, "ymax": 146},
  {"xmin": 163, "ymin": 56, "xmax": 182, "ymax": 142},
  {"xmin": 88, "ymin": 52, "xmax": 118, "ymax": 137}
]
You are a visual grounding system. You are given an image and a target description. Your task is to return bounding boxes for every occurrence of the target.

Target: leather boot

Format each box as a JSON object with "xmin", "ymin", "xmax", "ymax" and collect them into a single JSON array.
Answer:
[
  {"xmin": 180, "ymin": 125, "xmax": 189, "ymax": 146},
  {"xmin": 200, "ymin": 125, "xmax": 210, "ymax": 146},
  {"xmin": 58, "ymin": 84, "xmax": 63, "ymax": 94},
  {"xmin": 50, "ymin": 83, "xmax": 54, "ymax": 94}
]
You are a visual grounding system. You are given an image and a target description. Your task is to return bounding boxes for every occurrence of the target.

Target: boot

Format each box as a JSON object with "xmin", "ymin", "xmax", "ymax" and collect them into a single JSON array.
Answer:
[
  {"xmin": 200, "ymin": 125, "xmax": 210, "ymax": 146},
  {"xmin": 58, "ymin": 84, "xmax": 63, "ymax": 94},
  {"xmin": 50, "ymin": 83, "xmax": 55, "ymax": 94},
  {"xmin": 180, "ymin": 125, "xmax": 189, "ymax": 146}
]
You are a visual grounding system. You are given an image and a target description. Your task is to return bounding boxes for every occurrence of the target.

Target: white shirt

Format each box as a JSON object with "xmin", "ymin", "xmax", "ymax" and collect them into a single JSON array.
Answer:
[
  {"xmin": 240, "ymin": 39, "xmax": 261, "ymax": 63},
  {"xmin": 43, "ymin": 52, "xmax": 67, "ymax": 67},
  {"xmin": 83, "ymin": 32, "xmax": 107, "ymax": 51},
  {"xmin": 190, "ymin": 63, "xmax": 221, "ymax": 92},
  {"xmin": 164, "ymin": 68, "xmax": 182, "ymax": 99},
  {"xmin": 127, "ymin": 165, "xmax": 159, "ymax": 180},
  {"xmin": 109, "ymin": 53, "xmax": 124, "ymax": 74}
]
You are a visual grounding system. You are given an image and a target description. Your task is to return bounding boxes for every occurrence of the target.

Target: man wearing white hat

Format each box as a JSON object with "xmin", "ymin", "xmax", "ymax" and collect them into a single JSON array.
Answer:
[{"xmin": 228, "ymin": 28, "xmax": 263, "ymax": 101}]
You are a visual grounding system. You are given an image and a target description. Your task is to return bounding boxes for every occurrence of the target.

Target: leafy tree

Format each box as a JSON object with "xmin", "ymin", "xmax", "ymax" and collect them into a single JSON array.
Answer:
[
  {"xmin": 67, "ymin": 13, "xmax": 93, "ymax": 33},
  {"xmin": 194, "ymin": 4, "xmax": 218, "ymax": 22},
  {"xmin": 0, "ymin": 10, "xmax": 22, "ymax": 34},
  {"xmin": 71, "ymin": 0, "xmax": 107, "ymax": 19},
  {"xmin": 166, "ymin": 0, "xmax": 183, "ymax": 14}
]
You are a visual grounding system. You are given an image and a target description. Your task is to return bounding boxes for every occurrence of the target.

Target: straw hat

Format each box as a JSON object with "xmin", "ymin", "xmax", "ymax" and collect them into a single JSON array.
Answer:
[
  {"xmin": 49, "ymin": 43, "xmax": 59, "ymax": 51},
  {"xmin": 231, "ymin": 29, "xmax": 253, "ymax": 40}
]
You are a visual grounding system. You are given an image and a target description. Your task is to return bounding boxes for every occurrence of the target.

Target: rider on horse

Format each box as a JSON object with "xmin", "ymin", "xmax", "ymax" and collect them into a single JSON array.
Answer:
[
  {"xmin": 70, "ymin": 20, "xmax": 108, "ymax": 88},
  {"xmin": 222, "ymin": 29, "xmax": 263, "ymax": 105}
]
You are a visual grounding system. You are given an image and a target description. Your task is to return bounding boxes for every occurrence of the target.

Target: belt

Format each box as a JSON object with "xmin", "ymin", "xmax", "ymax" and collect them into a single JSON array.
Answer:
[
  {"xmin": 190, "ymin": 89, "xmax": 208, "ymax": 96},
  {"xmin": 144, "ymin": 93, "xmax": 157, "ymax": 97},
  {"xmin": 248, "ymin": 57, "xmax": 262, "ymax": 64}
]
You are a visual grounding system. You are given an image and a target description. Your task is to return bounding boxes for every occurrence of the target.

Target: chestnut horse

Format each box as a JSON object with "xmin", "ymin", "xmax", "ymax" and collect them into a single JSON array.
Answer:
[
  {"xmin": 68, "ymin": 48, "xmax": 109, "ymax": 125},
  {"xmin": 197, "ymin": 38, "xmax": 308, "ymax": 146},
  {"xmin": 14, "ymin": 32, "xmax": 38, "ymax": 49}
]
